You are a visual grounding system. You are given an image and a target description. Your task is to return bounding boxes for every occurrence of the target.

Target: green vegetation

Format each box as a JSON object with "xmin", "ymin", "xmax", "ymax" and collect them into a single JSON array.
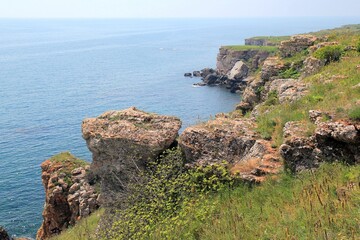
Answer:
[
  {"xmin": 148, "ymin": 163, "xmax": 360, "ymax": 240},
  {"xmin": 104, "ymin": 149, "xmax": 235, "ymax": 240},
  {"xmin": 313, "ymin": 45, "xmax": 344, "ymax": 64},
  {"xmin": 348, "ymin": 106, "xmax": 360, "ymax": 120},
  {"xmin": 278, "ymin": 67, "xmax": 301, "ymax": 79},
  {"xmin": 222, "ymin": 45, "xmax": 278, "ymax": 53},
  {"xmin": 51, "ymin": 209, "xmax": 104, "ymax": 240},
  {"xmin": 357, "ymin": 40, "xmax": 360, "ymax": 52}
]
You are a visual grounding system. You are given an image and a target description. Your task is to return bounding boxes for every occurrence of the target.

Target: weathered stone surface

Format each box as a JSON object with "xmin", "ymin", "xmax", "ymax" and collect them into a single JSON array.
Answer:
[
  {"xmin": 203, "ymin": 73, "xmax": 219, "ymax": 85},
  {"xmin": 193, "ymin": 71, "xmax": 201, "ymax": 77},
  {"xmin": 280, "ymin": 111, "xmax": 360, "ymax": 172},
  {"xmin": 82, "ymin": 107, "xmax": 181, "ymax": 205},
  {"xmin": 227, "ymin": 61, "xmax": 249, "ymax": 81},
  {"xmin": 217, "ymin": 47, "xmax": 270, "ymax": 74},
  {"xmin": 37, "ymin": 153, "xmax": 99, "ymax": 240},
  {"xmin": 235, "ymin": 77, "xmax": 262, "ymax": 112},
  {"xmin": 200, "ymin": 68, "xmax": 216, "ymax": 78},
  {"xmin": 179, "ymin": 115, "xmax": 281, "ymax": 182},
  {"xmin": 266, "ymin": 78, "xmax": 308, "ymax": 103},
  {"xmin": 309, "ymin": 41, "xmax": 339, "ymax": 53},
  {"xmin": 261, "ymin": 57, "xmax": 286, "ymax": 81},
  {"xmin": 301, "ymin": 56, "xmax": 325, "ymax": 78},
  {"xmin": 279, "ymin": 35, "xmax": 317, "ymax": 58}
]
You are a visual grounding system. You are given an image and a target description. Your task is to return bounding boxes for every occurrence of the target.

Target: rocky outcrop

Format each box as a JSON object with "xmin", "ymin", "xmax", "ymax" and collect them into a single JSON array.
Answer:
[
  {"xmin": 279, "ymin": 35, "xmax": 317, "ymax": 58},
  {"xmin": 261, "ymin": 57, "xmax": 286, "ymax": 81},
  {"xmin": 37, "ymin": 152, "xmax": 99, "ymax": 240},
  {"xmin": 217, "ymin": 47, "xmax": 271, "ymax": 74},
  {"xmin": 227, "ymin": 61, "xmax": 249, "ymax": 81},
  {"xmin": 245, "ymin": 38, "xmax": 277, "ymax": 46},
  {"xmin": 280, "ymin": 111, "xmax": 360, "ymax": 172},
  {"xmin": 309, "ymin": 41, "xmax": 339, "ymax": 53},
  {"xmin": 82, "ymin": 107, "xmax": 181, "ymax": 205},
  {"xmin": 301, "ymin": 56, "xmax": 325, "ymax": 77},
  {"xmin": 236, "ymin": 77, "xmax": 263, "ymax": 112},
  {"xmin": 179, "ymin": 114, "xmax": 281, "ymax": 182},
  {"xmin": 265, "ymin": 78, "xmax": 308, "ymax": 104}
]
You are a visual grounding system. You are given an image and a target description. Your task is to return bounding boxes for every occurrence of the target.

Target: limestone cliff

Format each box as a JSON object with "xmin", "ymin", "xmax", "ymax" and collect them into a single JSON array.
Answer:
[
  {"xmin": 37, "ymin": 152, "xmax": 99, "ymax": 240},
  {"xmin": 81, "ymin": 107, "xmax": 182, "ymax": 206}
]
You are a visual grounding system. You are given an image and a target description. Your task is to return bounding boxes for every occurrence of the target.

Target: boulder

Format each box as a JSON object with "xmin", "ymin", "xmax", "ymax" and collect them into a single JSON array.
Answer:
[
  {"xmin": 37, "ymin": 152, "xmax": 99, "ymax": 240},
  {"xmin": 82, "ymin": 107, "xmax": 181, "ymax": 205},
  {"xmin": 184, "ymin": 73, "xmax": 192, "ymax": 77},
  {"xmin": 193, "ymin": 71, "xmax": 201, "ymax": 77},
  {"xmin": 227, "ymin": 61, "xmax": 249, "ymax": 81},
  {"xmin": 279, "ymin": 34, "xmax": 317, "ymax": 58},
  {"xmin": 261, "ymin": 57, "xmax": 286, "ymax": 81},
  {"xmin": 265, "ymin": 78, "xmax": 308, "ymax": 104},
  {"xmin": 200, "ymin": 68, "xmax": 216, "ymax": 78},
  {"xmin": 203, "ymin": 73, "xmax": 219, "ymax": 85}
]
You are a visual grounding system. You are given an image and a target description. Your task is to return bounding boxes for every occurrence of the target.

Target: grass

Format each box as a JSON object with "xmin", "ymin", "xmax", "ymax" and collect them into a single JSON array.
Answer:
[
  {"xmin": 222, "ymin": 45, "xmax": 278, "ymax": 53},
  {"xmin": 49, "ymin": 152, "xmax": 88, "ymax": 167},
  {"xmin": 51, "ymin": 209, "xmax": 104, "ymax": 240},
  {"xmin": 149, "ymin": 163, "xmax": 360, "ymax": 240}
]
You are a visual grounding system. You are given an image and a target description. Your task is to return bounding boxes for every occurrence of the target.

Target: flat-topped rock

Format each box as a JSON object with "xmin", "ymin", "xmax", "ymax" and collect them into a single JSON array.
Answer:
[
  {"xmin": 82, "ymin": 107, "xmax": 181, "ymax": 205},
  {"xmin": 279, "ymin": 34, "xmax": 317, "ymax": 57}
]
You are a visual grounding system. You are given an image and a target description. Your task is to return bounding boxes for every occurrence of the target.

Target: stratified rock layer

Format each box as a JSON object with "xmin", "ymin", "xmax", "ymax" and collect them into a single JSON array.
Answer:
[
  {"xmin": 279, "ymin": 35, "xmax": 317, "ymax": 57},
  {"xmin": 37, "ymin": 152, "xmax": 99, "ymax": 240},
  {"xmin": 82, "ymin": 107, "xmax": 181, "ymax": 205}
]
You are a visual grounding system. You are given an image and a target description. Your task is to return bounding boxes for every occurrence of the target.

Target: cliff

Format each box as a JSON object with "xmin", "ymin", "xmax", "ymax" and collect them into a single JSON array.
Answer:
[{"xmin": 37, "ymin": 152, "xmax": 99, "ymax": 240}]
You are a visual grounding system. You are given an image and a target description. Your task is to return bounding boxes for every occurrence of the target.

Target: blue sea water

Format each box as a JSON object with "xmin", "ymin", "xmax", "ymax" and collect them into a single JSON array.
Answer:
[{"xmin": 1, "ymin": 17, "xmax": 360, "ymax": 238}]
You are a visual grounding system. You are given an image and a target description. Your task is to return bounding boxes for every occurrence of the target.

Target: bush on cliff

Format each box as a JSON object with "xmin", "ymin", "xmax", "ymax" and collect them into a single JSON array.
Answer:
[
  {"xmin": 104, "ymin": 148, "xmax": 235, "ymax": 240},
  {"xmin": 313, "ymin": 45, "xmax": 344, "ymax": 64}
]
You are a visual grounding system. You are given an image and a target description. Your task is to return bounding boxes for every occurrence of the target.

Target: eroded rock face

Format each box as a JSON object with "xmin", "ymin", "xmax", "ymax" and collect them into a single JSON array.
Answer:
[
  {"xmin": 217, "ymin": 47, "xmax": 270, "ymax": 74},
  {"xmin": 279, "ymin": 35, "xmax": 317, "ymax": 58},
  {"xmin": 37, "ymin": 152, "xmax": 99, "ymax": 240},
  {"xmin": 261, "ymin": 57, "xmax": 286, "ymax": 81},
  {"xmin": 179, "ymin": 115, "xmax": 281, "ymax": 182},
  {"xmin": 82, "ymin": 107, "xmax": 181, "ymax": 205},
  {"xmin": 280, "ymin": 111, "xmax": 360, "ymax": 172},
  {"xmin": 245, "ymin": 38, "xmax": 277, "ymax": 46}
]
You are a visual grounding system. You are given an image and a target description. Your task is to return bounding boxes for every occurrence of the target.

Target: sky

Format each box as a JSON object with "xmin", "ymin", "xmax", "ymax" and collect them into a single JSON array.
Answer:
[{"xmin": 0, "ymin": 0, "xmax": 359, "ymax": 18}]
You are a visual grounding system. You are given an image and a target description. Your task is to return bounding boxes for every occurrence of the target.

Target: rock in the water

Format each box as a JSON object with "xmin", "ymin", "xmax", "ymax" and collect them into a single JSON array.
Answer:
[
  {"xmin": 193, "ymin": 71, "xmax": 201, "ymax": 77},
  {"xmin": 227, "ymin": 60, "xmax": 249, "ymax": 81},
  {"xmin": 200, "ymin": 68, "xmax": 216, "ymax": 78},
  {"xmin": 279, "ymin": 34, "xmax": 317, "ymax": 58},
  {"xmin": 82, "ymin": 107, "xmax": 181, "ymax": 205},
  {"xmin": 203, "ymin": 73, "xmax": 219, "ymax": 85},
  {"xmin": 37, "ymin": 152, "xmax": 99, "ymax": 240},
  {"xmin": 184, "ymin": 73, "xmax": 192, "ymax": 77},
  {"xmin": 0, "ymin": 226, "xmax": 11, "ymax": 240}
]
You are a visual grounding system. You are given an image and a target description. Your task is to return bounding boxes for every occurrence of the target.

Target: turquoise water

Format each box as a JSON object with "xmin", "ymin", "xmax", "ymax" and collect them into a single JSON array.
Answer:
[{"xmin": 0, "ymin": 18, "xmax": 359, "ymax": 238}]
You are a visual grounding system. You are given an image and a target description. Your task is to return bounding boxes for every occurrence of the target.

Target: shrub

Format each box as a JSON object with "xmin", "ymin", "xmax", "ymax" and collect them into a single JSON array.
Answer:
[
  {"xmin": 313, "ymin": 45, "xmax": 344, "ymax": 64},
  {"xmin": 348, "ymin": 106, "xmax": 360, "ymax": 120},
  {"xmin": 278, "ymin": 67, "xmax": 300, "ymax": 79},
  {"xmin": 357, "ymin": 41, "xmax": 360, "ymax": 52}
]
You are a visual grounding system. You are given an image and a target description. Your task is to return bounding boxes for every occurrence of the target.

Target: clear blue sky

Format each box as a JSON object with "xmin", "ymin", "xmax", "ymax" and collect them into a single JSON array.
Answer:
[{"xmin": 1, "ymin": 0, "xmax": 359, "ymax": 18}]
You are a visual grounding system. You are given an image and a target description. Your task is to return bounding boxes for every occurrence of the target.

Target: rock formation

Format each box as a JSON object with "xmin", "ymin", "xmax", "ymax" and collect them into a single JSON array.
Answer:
[
  {"xmin": 280, "ymin": 110, "xmax": 360, "ymax": 172},
  {"xmin": 37, "ymin": 152, "xmax": 99, "ymax": 240},
  {"xmin": 179, "ymin": 113, "xmax": 281, "ymax": 182},
  {"xmin": 82, "ymin": 107, "xmax": 181, "ymax": 205},
  {"xmin": 301, "ymin": 56, "xmax": 325, "ymax": 77},
  {"xmin": 0, "ymin": 226, "xmax": 11, "ymax": 240},
  {"xmin": 279, "ymin": 35, "xmax": 317, "ymax": 57},
  {"xmin": 260, "ymin": 57, "xmax": 286, "ymax": 81},
  {"xmin": 217, "ymin": 47, "xmax": 271, "ymax": 74},
  {"xmin": 245, "ymin": 38, "xmax": 278, "ymax": 46}
]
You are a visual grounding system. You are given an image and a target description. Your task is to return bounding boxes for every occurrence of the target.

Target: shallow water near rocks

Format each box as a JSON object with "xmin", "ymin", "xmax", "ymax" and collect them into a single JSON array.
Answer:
[{"xmin": 1, "ymin": 17, "xmax": 360, "ymax": 238}]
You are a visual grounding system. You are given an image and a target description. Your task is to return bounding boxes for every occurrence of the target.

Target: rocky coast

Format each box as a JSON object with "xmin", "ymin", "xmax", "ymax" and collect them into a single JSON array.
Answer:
[{"xmin": 30, "ymin": 24, "xmax": 360, "ymax": 239}]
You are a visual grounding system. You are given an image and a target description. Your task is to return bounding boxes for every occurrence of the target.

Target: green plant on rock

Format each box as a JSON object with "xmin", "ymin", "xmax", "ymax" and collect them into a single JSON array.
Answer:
[
  {"xmin": 348, "ymin": 106, "xmax": 360, "ymax": 120},
  {"xmin": 278, "ymin": 67, "xmax": 300, "ymax": 79},
  {"xmin": 313, "ymin": 45, "xmax": 344, "ymax": 64},
  {"xmin": 264, "ymin": 90, "xmax": 280, "ymax": 106}
]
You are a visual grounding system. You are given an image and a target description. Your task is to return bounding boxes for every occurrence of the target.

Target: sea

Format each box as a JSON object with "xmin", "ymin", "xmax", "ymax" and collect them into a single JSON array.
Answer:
[{"xmin": 0, "ymin": 17, "xmax": 359, "ymax": 238}]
